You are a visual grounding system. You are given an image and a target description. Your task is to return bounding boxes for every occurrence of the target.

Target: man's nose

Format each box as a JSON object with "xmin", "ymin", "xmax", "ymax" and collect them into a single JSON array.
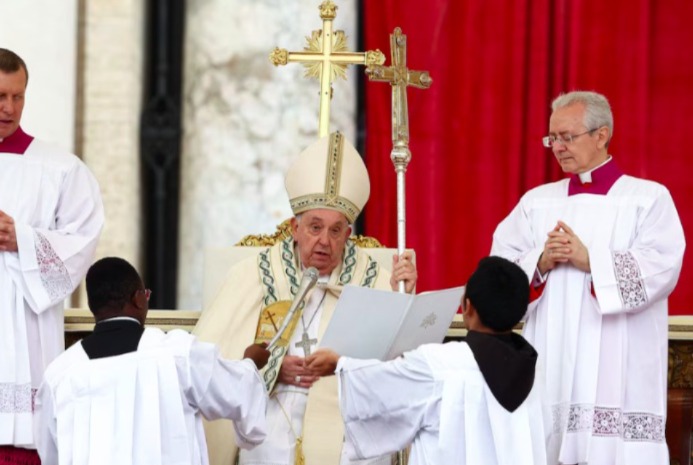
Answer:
[
  {"xmin": 317, "ymin": 229, "xmax": 330, "ymax": 244},
  {"xmin": 0, "ymin": 99, "xmax": 13, "ymax": 115},
  {"xmin": 552, "ymin": 141, "xmax": 568, "ymax": 153}
]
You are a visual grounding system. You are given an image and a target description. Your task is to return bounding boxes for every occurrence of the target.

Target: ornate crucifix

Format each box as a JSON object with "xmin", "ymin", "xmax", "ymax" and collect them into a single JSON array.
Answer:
[
  {"xmin": 269, "ymin": 1, "xmax": 385, "ymax": 137},
  {"xmin": 295, "ymin": 331, "xmax": 318, "ymax": 356},
  {"xmin": 366, "ymin": 27, "xmax": 432, "ymax": 293}
]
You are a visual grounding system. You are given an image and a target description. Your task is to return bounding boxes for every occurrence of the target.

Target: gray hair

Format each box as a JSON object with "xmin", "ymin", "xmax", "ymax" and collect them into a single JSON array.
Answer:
[{"xmin": 552, "ymin": 91, "xmax": 613, "ymax": 144}]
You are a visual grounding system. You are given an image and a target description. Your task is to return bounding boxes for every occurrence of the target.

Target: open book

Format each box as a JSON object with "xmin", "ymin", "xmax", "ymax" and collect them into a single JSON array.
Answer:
[{"xmin": 319, "ymin": 285, "xmax": 465, "ymax": 360}]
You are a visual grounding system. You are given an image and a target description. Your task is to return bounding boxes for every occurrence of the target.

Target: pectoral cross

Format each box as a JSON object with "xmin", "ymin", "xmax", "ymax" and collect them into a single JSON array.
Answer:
[
  {"xmin": 366, "ymin": 28, "xmax": 432, "ymax": 290},
  {"xmin": 269, "ymin": 0, "xmax": 385, "ymax": 137},
  {"xmin": 295, "ymin": 331, "xmax": 318, "ymax": 356}
]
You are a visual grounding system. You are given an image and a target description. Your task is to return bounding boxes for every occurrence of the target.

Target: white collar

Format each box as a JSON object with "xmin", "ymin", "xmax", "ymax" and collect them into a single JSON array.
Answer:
[
  {"xmin": 97, "ymin": 316, "xmax": 141, "ymax": 325},
  {"xmin": 578, "ymin": 156, "xmax": 612, "ymax": 184}
]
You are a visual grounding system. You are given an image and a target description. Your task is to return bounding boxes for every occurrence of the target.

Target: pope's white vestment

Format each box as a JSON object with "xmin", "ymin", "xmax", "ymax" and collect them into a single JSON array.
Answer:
[
  {"xmin": 194, "ymin": 238, "xmax": 392, "ymax": 465},
  {"xmin": 491, "ymin": 172, "xmax": 685, "ymax": 465},
  {"xmin": 34, "ymin": 328, "xmax": 268, "ymax": 465},
  {"xmin": 336, "ymin": 342, "xmax": 548, "ymax": 465},
  {"xmin": 0, "ymin": 134, "xmax": 103, "ymax": 447}
]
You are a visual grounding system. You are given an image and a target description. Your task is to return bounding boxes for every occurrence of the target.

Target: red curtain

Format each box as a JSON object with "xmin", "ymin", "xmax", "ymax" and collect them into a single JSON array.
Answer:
[{"xmin": 362, "ymin": 0, "xmax": 693, "ymax": 314}]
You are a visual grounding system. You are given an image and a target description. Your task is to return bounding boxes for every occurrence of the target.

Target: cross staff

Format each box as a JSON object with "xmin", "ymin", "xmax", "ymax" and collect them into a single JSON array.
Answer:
[
  {"xmin": 269, "ymin": 0, "xmax": 385, "ymax": 137},
  {"xmin": 366, "ymin": 27, "xmax": 432, "ymax": 293}
]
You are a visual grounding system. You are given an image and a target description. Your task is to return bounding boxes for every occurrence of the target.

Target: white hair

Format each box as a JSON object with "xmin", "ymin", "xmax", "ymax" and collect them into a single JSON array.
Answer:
[
  {"xmin": 294, "ymin": 212, "xmax": 354, "ymax": 230},
  {"xmin": 552, "ymin": 90, "xmax": 614, "ymax": 145}
]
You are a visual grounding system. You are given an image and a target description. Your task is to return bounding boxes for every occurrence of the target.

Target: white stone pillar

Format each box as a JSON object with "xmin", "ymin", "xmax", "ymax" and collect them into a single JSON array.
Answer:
[
  {"xmin": 79, "ymin": 0, "xmax": 144, "ymax": 273},
  {"xmin": 179, "ymin": 0, "xmax": 359, "ymax": 309}
]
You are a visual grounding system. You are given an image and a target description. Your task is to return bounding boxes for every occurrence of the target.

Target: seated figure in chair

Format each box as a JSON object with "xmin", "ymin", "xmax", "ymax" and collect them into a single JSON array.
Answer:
[{"xmin": 193, "ymin": 132, "xmax": 418, "ymax": 465}]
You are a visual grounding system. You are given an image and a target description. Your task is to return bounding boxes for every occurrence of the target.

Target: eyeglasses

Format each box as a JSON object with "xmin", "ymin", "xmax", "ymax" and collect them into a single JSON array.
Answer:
[
  {"xmin": 542, "ymin": 128, "xmax": 598, "ymax": 148},
  {"xmin": 136, "ymin": 289, "xmax": 152, "ymax": 301}
]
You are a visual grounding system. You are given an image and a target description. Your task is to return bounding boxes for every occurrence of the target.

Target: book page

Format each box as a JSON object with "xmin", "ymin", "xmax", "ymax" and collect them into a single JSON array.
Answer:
[
  {"xmin": 386, "ymin": 286, "xmax": 464, "ymax": 359},
  {"xmin": 320, "ymin": 285, "xmax": 464, "ymax": 360},
  {"xmin": 319, "ymin": 286, "xmax": 412, "ymax": 359}
]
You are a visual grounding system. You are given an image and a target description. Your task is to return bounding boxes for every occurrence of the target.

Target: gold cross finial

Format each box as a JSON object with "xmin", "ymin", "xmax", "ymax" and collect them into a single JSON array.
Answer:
[
  {"xmin": 366, "ymin": 27, "xmax": 432, "ymax": 149},
  {"xmin": 270, "ymin": 1, "xmax": 385, "ymax": 137},
  {"xmin": 319, "ymin": 1, "xmax": 337, "ymax": 19}
]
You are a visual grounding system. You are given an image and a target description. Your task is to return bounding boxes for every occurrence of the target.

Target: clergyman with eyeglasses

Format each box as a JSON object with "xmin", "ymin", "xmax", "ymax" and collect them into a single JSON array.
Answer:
[{"xmin": 491, "ymin": 90, "xmax": 685, "ymax": 465}]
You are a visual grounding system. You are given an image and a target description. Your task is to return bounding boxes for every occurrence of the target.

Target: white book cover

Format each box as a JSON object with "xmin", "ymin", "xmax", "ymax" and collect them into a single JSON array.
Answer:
[{"xmin": 319, "ymin": 285, "xmax": 465, "ymax": 360}]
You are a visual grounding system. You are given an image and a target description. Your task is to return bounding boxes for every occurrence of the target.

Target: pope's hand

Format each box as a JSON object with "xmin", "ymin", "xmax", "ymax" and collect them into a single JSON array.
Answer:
[
  {"xmin": 390, "ymin": 250, "xmax": 417, "ymax": 293},
  {"xmin": 279, "ymin": 354, "xmax": 319, "ymax": 388},
  {"xmin": 305, "ymin": 349, "xmax": 340, "ymax": 377}
]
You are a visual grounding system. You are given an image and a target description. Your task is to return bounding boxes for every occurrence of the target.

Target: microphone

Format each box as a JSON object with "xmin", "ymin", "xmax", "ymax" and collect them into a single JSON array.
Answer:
[{"xmin": 267, "ymin": 267, "xmax": 319, "ymax": 350}]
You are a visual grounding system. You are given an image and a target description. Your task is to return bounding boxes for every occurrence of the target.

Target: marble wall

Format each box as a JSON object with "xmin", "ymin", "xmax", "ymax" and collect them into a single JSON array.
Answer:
[{"xmin": 179, "ymin": 0, "xmax": 359, "ymax": 309}]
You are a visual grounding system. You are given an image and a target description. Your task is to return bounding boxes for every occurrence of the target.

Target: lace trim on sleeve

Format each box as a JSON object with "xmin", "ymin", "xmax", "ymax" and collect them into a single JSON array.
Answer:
[
  {"xmin": 612, "ymin": 251, "xmax": 648, "ymax": 309},
  {"xmin": 35, "ymin": 231, "xmax": 73, "ymax": 301},
  {"xmin": 553, "ymin": 404, "xmax": 664, "ymax": 443}
]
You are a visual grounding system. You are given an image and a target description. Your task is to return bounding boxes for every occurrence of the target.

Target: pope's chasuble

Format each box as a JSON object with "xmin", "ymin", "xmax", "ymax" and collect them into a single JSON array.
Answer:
[
  {"xmin": 0, "ymin": 128, "xmax": 103, "ymax": 448},
  {"xmin": 491, "ymin": 161, "xmax": 685, "ymax": 465},
  {"xmin": 194, "ymin": 237, "xmax": 391, "ymax": 465}
]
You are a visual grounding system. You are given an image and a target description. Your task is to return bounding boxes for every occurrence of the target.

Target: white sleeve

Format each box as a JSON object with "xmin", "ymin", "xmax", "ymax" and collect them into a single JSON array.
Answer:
[
  {"xmin": 590, "ymin": 188, "xmax": 685, "ymax": 314},
  {"xmin": 337, "ymin": 352, "xmax": 437, "ymax": 460},
  {"xmin": 15, "ymin": 160, "xmax": 104, "ymax": 313},
  {"xmin": 185, "ymin": 340, "xmax": 268, "ymax": 449},
  {"xmin": 34, "ymin": 382, "xmax": 59, "ymax": 465},
  {"xmin": 491, "ymin": 201, "xmax": 542, "ymax": 316}
]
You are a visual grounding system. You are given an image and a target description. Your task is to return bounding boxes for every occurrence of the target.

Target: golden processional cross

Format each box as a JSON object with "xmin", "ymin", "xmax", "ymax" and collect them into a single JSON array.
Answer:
[
  {"xmin": 366, "ymin": 27, "xmax": 432, "ymax": 293},
  {"xmin": 269, "ymin": 1, "xmax": 385, "ymax": 137}
]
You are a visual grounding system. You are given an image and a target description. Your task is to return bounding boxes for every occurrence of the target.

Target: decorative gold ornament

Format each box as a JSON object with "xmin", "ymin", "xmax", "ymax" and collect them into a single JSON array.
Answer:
[
  {"xmin": 269, "ymin": 1, "xmax": 385, "ymax": 137},
  {"xmin": 303, "ymin": 30, "xmax": 350, "ymax": 81},
  {"xmin": 269, "ymin": 48, "xmax": 288, "ymax": 66},
  {"xmin": 319, "ymin": 0, "xmax": 337, "ymax": 19}
]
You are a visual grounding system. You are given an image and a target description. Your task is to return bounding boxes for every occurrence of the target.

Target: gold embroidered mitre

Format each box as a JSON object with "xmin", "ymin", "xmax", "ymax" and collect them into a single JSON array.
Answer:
[{"xmin": 285, "ymin": 132, "xmax": 370, "ymax": 224}]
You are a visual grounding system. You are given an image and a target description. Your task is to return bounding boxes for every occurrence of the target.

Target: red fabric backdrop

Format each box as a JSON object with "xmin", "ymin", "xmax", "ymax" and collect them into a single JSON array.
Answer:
[{"xmin": 361, "ymin": 0, "xmax": 693, "ymax": 314}]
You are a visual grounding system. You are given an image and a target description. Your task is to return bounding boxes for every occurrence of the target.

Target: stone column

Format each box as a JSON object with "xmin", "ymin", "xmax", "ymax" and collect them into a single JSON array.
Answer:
[
  {"xmin": 179, "ymin": 0, "xmax": 359, "ymax": 309},
  {"xmin": 79, "ymin": 0, "xmax": 144, "ymax": 274}
]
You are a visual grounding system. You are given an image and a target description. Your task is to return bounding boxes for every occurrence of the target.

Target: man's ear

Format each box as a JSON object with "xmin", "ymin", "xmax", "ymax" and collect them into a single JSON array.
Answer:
[
  {"xmin": 461, "ymin": 297, "xmax": 471, "ymax": 313},
  {"xmin": 597, "ymin": 126, "xmax": 610, "ymax": 149},
  {"xmin": 131, "ymin": 292, "xmax": 146, "ymax": 311},
  {"xmin": 291, "ymin": 217, "xmax": 299, "ymax": 235}
]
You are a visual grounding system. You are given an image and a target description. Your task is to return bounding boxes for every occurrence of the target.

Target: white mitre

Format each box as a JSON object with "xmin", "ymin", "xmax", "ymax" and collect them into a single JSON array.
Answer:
[{"xmin": 285, "ymin": 132, "xmax": 370, "ymax": 224}]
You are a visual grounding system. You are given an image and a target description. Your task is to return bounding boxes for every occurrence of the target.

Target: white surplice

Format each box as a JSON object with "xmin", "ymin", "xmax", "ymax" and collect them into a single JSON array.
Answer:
[
  {"xmin": 240, "ymin": 281, "xmax": 390, "ymax": 465},
  {"xmin": 491, "ymin": 175, "xmax": 685, "ymax": 465},
  {"xmin": 0, "ymin": 139, "xmax": 103, "ymax": 447},
  {"xmin": 35, "ymin": 328, "xmax": 268, "ymax": 465},
  {"xmin": 336, "ymin": 342, "xmax": 548, "ymax": 465}
]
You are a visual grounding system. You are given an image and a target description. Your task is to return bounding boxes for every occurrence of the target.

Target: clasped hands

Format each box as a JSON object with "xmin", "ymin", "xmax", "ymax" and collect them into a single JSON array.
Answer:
[
  {"xmin": 537, "ymin": 221, "xmax": 590, "ymax": 275},
  {"xmin": 279, "ymin": 351, "xmax": 341, "ymax": 388}
]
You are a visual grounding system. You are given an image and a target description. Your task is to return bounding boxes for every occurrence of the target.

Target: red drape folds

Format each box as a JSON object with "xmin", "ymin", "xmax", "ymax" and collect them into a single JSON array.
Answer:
[{"xmin": 362, "ymin": 0, "xmax": 693, "ymax": 314}]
